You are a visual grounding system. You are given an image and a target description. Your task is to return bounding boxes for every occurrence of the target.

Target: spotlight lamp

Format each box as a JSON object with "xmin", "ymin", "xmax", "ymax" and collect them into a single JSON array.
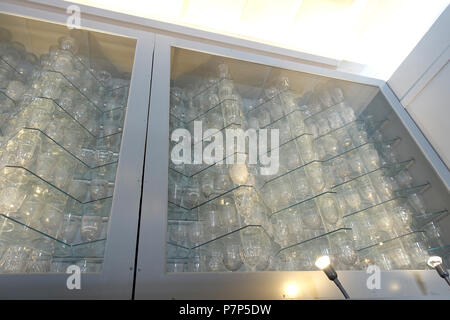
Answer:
[
  {"xmin": 315, "ymin": 255, "xmax": 350, "ymax": 299},
  {"xmin": 427, "ymin": 256, "xmax": 450, "ymax": 286}
]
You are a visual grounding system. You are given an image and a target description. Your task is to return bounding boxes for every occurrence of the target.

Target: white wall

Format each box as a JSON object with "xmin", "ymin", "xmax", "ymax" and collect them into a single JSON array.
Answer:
[{"xmin": 388, "ymin": 6, "xmax": 450, "ymax": 169}]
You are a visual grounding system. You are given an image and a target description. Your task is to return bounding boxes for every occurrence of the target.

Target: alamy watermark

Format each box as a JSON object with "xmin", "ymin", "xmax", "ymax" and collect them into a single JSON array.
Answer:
[
  {"xmin": 171, "ymin": 121, "xmax": 280, "ymax": 175},
  {"xmin": 66, "ymin": 4, "xmax": 81, "ymax": 29}
]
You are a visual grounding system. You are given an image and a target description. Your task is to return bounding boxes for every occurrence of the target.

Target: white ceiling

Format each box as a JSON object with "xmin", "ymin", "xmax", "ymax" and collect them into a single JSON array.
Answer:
[{"xmin": 66, "ymin": 0, "xmax": 449, "ymax": 79}]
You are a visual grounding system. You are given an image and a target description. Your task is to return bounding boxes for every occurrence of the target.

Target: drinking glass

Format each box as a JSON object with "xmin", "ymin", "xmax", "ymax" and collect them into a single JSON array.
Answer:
[
  {"xmin": 95, "ymin": 148, "xmax": 114, "ymax": 166},
  {"xmin": 277, "ymin": 118, "xmax": 292, "ymax": 143},
  {"xmin": 222, "ymin": 240, "xmax": 243, "ymax": 271},
  {"xmin": 18, "ymin": 198, "xmax": 44, "ymax": 227},
  {"xmin": 0, "ymin": 245, "xmax": 31, "ymax": 273},
  {"xmin": 395, "ymin": 169, "xmax": 413, "ymax": 188},
  {"xmin": 199, "ymin": 170, "xmax": 215, "ymax": 199},
  {"xmin": 297, "ymin": 134, "xmax": 316, "ymax": 163},
  {"xmin": 188, "ymin": 250, "xmax": 208, "ymax": 272},
  {"xmin": 316, "ymin": 116, "xmax": 331, "ymax": 136},
  {"xmin": 59, "ymin": 213, "xmax": 81, "ymax": 244},
  {"xmin": 305, "ymin": 163, "xmax": 325, "ymax": 194},
  {"xmin": 279, "ymin": 143, "xmax": 301, "ymax": 171},
  {"xmin": 67, "ymin": 179, "xmax": 89, "ymax": 201},
  {"xmin": 206, "ymin": 108, "xmax": 223, "ymax": 129},
  {"xmin": 337, "ymin": 102, "xmax": 356, "ymax": 123},
  {"xmin": 189, "ymin": 220, "xmax": 206, "ymax": 246},
  {"xmin": 219, "ymin": 197, "xmax": 238, "ymax": 230},
  {"xmin": 167, "ymin": 261, "xmax": 186, "ymax": 273},
  {"xmin": 8, "ymin": 130, "xmax": 42, "ymax": 167},
  {"xmin": 222, "ymin": 97, "xmax": 241, "ymax": 126},
  {"xmin": 218, "ymin": 79, "xmax": 233, "ymax": 100},
  {"xmin": 285, "ymin": 208, "xmax": 304, "ymax": 242},
  {"xmin": 182, "ymin": 177, "xmax": 201, "ymax": 208},
  {"xmin": 290, "ymin": 169, "xmax": 311, "ymax": 201},
  {"xmin": 334, "ymin": 129, "xmax": 353, "ymax": 152},
  {"xmin": 331, "ymin": 232, "xmax": 358, "ymax": 268},
  {"xmin": 371, "ymin": 171, "xmax": 397, "ymax": 201},
  {"xmin": 206, "ymin": 244, "xmax": 225, "ymax": 271},
  {"xmin": 204, "ymin": 203, "xmax": 223, "ymax": 238},
  {"xmin": 169, "ymin": 222, "xmax": 188, "ymax": 246},
  {"xmin": 168, "ymin": 170, "xmax": 184, "ymax": 204},
  {"xmin": 357, "ymin": 176, "xmax": 379, "ymax": 205},
  {"xmin": 347, "ymin": 151, "xmax": 365, "ymax": 176},
  {"xmin": 304, "ymin": 118, "xmax": 318, "ymax": 138},
  {"xmin": 267, "ymin": 178, "xmax": 293, "ymax": 210},
  {"xmin": 51, "ymin": 50, "xmax": 74, "ymax": 75},
  {"xmin": 375, "ymin": 207, "xmax": 395, "ymax": 233},
  {"xmin": 0, "ymin": 170, "xmax": 28, "ymax": 213},
  {"xmin": 255, "ymin": 106, "xmax": 271, "ymax": 128},
  {"xmin": 403, "ymin": 238, "xmax": 429, "ymax": 269},
  {"xmin": 89, "ymin": 178, "xmax": 109, "ymax": 201},
  {"xmin": 316, "ymin": 85, "xmax": 334, "ymax": 108},
  {"xmin": 384, "ymin": 243, "xmax": 411, "ymax": 269},
  {"xmin": 422, "ymin": 221, "xmax": 444, "ymax": 249},
  {"xmin": 26, "ymin": 98, "xmax": 55, "ymax": 131},
  {"xmin": 271, "ymin": 215, "xmax": 290, "ymax": 247},
  {"xmin": 6, "ymin": 80, "xmax": 26, "ymax": 101},
  {"xmin": 386, "ymin": 201, "xmax": 413, "ymax": 233},
  {"xmin": 58, "ymin": 36, "xmax": 79, "ymax": 53},
  {"xmin": 327, "ymin": 109, "xmax": 344, "ymax": 130},
  {"xmin": 407, "ymin": 193, "xmax": 426, "ymax": 214},
  {"xmin": 38, "ymin": 72, "xmax": 63, "ymax": 99},
  {"xmin": 240, "ymin": 228, "xmax": 268, "ymax": 271},
  {"xmin": 340, "ymin": 184, "xmax": 362, "ymax": 212},
  {"xmin": 347, "ymin": 122, "xmax": 368, "ymax": 146},
  {"xmin": 81, "ymin": 214, "xmax": 103, "ymax": 242},
  {"xmin": 53, "ymin": 157, "xmax": 75, "ymax": 190},
  {"xmin": 301, "ymin": 202, "xmax": 322, "ymax": 229},
  {"xmin": 330, "ymin": 87, "xmax": 345, "ymax": 104},
  {"xmin": 229, "ymin": 163, "xmax": 249, "ymax": 185},
  {"xmin": 286, "ymin": 111, "xmax": 305, "ymax": 137},
  {"xmin": 39, "ymin": 203, "xmax": 64, "ymax": 238},
  {"xmin": 331, "ymin": 157, "xmax": 351, "ymax": 183},
  {"xmin": 25, "ymin": 249, "xmax": 52, "ymax": 273},
  {"xmin": 218, "ymin": 63, "xmax": 229, "ymax": 79},
  {"xmin": 233, "ymin": 187, "xmax": 258, "ymax": 219},
  {"xmin": 317, "ymin": 195, "xmax": 341, "ymax": 225},
  {"xmin": 360, "ymin": 144, "xmax": 380, "ymax": 172},
  {"xmin": 319, "ymin": 135, "xmax": 339, "ymax": 158}
]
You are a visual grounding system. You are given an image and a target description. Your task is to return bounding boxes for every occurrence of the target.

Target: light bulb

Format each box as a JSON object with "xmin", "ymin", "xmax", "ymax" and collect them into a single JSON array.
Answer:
[
  {"xmin": 427, "ymin": 256, "xmax": 442, "ymax": 268},
  {"xmin": 315, "ymin": 255, "xmax": 331, "ymax": 270},
  {"xmin": 284, "ymin": 282, "xmax": 299, "ymax": 298},
  {"xmin": 229, "ymin": 164, "xmax": 248, "ymax": 185}
]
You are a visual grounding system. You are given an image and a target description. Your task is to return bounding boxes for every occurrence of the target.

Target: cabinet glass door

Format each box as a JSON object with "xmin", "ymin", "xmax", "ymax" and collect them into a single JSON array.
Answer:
[
  {"xmin": 0, "ymin": 13, "xmax": 136, "ymax": 274},
  {"xmin": 166, "ymin": 47, "xmax": 449, "ymax": 274}
]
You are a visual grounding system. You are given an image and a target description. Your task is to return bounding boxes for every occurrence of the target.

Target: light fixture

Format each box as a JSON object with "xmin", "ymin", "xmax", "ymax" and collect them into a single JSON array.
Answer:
[
  {"xmin": 315, "ymin": 255, "xmax": 350, "ymax": 299},
  {"xmin": 427, "ymin": 256, "xmax": 450, "ymax": 286}
]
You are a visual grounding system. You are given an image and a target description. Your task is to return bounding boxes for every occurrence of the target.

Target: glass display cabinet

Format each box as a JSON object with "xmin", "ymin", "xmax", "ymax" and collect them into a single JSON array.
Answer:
[
  {"xmin": 135, "ymin": 35, "xmax": 450, "ymax": 299},
  {"xmin": 0, "ymin": 11, "xmax": 153, "ymax": 298}
]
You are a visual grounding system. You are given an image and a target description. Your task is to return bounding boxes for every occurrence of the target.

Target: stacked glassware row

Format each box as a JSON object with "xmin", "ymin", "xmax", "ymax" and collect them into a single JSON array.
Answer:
[
  {"xmin": 0, "ymin": 28, "xmax": 130, "ymax": 273},
  {"xmin": 166, "ymin": 63, "xmax": 449, "ymax": 272}
]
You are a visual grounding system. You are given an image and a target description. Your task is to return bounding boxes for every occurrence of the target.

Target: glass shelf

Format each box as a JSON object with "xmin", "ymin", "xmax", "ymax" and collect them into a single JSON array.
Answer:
[
  {"xmin": 0, "ymin": 15, "xmax": 135, "ymax": 276},
  {"xmin": 260, "ymin": 137, "xmax": 402, "ymax": 193},
  {"xmin": 165, "ymin": 47, "xmax": 449, "ymax": 274},
  {"xmin": 168, "ymin": 183, "xmax": 257, "ymax": 212},
  {"xmin": 275, "ymin": 228, "xmax": 358, "ymax": 271},
  {"xmin": 0, "ymin": 214, "xmax": 106, "ymax": 274},
  {"xmin": 1, "ymin": 47, "xmax": 115, "ymax": 108},
  {"xmin": 342, "ymin": 183, "xmax": 430, "ymax": 219},
  {"xmin": 0, "ymin": 213, "xmax": 107, "ymax": 247},
  {"xmin": 357, "ymin": 231, "xmax": 430, "ymax": 270},
  {"xmin": 0, "ymin": 100, "xmax": 121, "ymax": 169}
]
